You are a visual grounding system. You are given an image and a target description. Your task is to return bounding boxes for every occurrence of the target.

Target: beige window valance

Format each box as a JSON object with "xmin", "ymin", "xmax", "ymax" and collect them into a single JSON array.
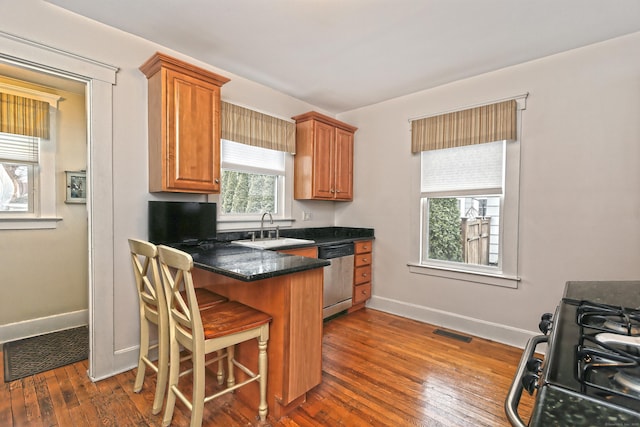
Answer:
[
  {"xmin": 221, "ymin": 101, "xmax": 295, "ymax": 153},
  {"xmin": 0, "ymin": 92, "xmax": 50, "ymax": 140},
  {"xmin": 411, "ymin": 99, "xmax": 517, "ymax": 153}
]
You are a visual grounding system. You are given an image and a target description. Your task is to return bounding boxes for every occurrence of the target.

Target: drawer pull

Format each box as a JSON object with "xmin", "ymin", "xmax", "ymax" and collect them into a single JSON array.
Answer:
[
  {"xmin": 362, "ymin": 273, "xmax": 368, "ymax": 277},
  {"xmin": 362, "ymin": 258, "xmax": 368, "ymax": 263},
  {"xmin": 361, "ymin": 289, "xmax": 368, "ymax": 295}
]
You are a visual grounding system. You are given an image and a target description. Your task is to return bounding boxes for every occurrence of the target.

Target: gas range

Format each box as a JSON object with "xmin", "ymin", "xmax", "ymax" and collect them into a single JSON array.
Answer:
[{"xmin": 506, "ymin": 281, "xmax": 640, "ymax": 426}]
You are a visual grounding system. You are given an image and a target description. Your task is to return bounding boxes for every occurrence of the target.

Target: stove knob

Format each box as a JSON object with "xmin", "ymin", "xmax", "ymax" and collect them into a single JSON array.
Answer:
[
  {"xmin": 538, "ymin": 313, "xmax": 553, "ymax": 335},
  {"xmin": 522, "ymin": 372, "xmax": 540, "ymax": 395},
  {"xmin": 526, "ymin": 357, "xmax": 543, "ymax": 374}
]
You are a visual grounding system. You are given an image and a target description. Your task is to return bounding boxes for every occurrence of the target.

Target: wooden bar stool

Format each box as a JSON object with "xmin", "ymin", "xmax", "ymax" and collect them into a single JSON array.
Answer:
[
  {"xmin": 158, "ymin": 245, "xmax": 271, "ymax": 427},
  {"xmin": 128, "ymin": 239, "xmax": 228, "ymax": 415}
]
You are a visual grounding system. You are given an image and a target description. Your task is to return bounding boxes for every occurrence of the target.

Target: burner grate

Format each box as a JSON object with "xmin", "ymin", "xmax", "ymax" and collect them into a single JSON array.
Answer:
[
  {"xmin": 576, "ymin": 301, "xmax": 640, "ymax": 336},
  {"xmin": 575, "ymin": 301, "xmax": 640, "ymax": 404}
]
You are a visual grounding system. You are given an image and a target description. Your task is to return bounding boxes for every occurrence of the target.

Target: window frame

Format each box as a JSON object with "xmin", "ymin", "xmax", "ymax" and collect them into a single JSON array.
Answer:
[
  {"xmin": 0, "ymin": 84, "xmax": 60, "ymax": 229},
  {"xmin": 408, "ymin": 103, "xmax": 524, "ymax": 288}
]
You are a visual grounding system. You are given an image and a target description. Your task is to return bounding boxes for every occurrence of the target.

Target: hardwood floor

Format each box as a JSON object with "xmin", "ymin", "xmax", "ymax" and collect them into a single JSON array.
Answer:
[{"xmin": 1, "ymin": 308, "xmax": 534, "ymax": 426}]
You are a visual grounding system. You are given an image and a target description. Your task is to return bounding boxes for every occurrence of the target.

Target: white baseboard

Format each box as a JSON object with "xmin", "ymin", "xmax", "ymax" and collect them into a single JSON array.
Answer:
[
  {"xmin": 367, "ymin": 295, "xmax": 542, "ymax": 350},
  {"xmin": 0, "ymin": 309, "xmax": 89, "ymax": 344}
]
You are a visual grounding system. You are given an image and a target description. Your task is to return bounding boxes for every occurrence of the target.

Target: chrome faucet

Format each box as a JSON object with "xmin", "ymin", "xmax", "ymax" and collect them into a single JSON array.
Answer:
[{"xmin": 260, "ymin": 212, "xmax": 273, "ymax": 239}]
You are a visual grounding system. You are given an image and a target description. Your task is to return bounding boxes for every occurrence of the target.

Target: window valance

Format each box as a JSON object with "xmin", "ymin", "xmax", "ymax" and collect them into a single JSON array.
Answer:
[
  {"xmin": 411, "ymin": 99, "xmax": 517, "ymax": 153},
  {"xmin": 0, "ymin": 92, "xmax": 50, "ymax": 140},
  {"xmin": 221, "ymin": 101, "xmax": 295, "ymax": 153}
]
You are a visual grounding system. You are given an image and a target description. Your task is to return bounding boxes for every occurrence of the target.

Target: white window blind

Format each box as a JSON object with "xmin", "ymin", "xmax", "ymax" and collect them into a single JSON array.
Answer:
[
  {"xmin": 221, "ymin": 139, "xmax": 284, "ymax": 174},
  {"xmin": 421, "ymin": 140, "xmax": 504, "ymax": 196},
  {"xmin": 0, "ymin": 132, "xmax": 39, "ymax": 164}
]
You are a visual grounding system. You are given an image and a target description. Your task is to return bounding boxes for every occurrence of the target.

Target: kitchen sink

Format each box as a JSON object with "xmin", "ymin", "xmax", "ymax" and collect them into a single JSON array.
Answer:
[{"xmin": 230, "ymin": 237, "xmax": 315, "ymax": 250}]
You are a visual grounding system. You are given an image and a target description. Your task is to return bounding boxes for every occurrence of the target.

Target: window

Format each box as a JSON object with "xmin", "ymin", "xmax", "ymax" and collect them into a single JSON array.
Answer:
[
  {"xmin": 216, "ymin": 102, "xmax": 295, "ymax": 229},
  {"xmin": 0, "ymin": 85, "xmax": 59, "ymax": 229},
  {"xmin": 220, "ymin": 139, "xmax": 286, "ymax": 217},
  {"xmin": 420, "ymin": 140, "xmax": 504, "ymax": 269},
  {"xmin": 0, "ymin": 132, "xmax": 38, "ymax": 212},
  {"xmin": 409, "ymin": 97, "xmax": 525, "ymax": 287}
]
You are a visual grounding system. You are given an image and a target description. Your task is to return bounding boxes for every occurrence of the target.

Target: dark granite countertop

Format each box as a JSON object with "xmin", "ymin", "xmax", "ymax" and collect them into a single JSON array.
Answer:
[
  {"xmin": 564, "ymin": 280, "xmax": 640, "ymax": 308},
  {"xmin": 178, "ymin": 243, "xmax": 329, "ymax": 282},
  {"xmin": 175, "ymin": 227, "xmax": 374, "ymax": 282}
]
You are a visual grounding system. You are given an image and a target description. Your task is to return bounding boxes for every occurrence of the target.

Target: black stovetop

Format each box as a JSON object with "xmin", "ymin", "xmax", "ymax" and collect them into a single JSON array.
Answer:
[{"xmin": 529, "ymin": 281, "xmax": 640, "ymax": 427}]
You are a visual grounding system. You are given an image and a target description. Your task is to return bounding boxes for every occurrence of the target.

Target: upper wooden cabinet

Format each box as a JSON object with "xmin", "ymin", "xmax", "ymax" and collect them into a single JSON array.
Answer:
[
  {"xmin": 140, "ymin": 52, "xmax": 230, "ymax": 193},
  {"xmin": 292, "ymin": 111, "xmax": 357, "ymax": 201}
]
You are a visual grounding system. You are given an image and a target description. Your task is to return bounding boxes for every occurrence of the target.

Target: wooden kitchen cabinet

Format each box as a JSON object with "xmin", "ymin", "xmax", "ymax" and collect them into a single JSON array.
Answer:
[
  {"xmin": 140, "ymin": 52, "xmax": 230, "ymax": 193},
  {"xmin": 351, "ymin": 240, "xmax": 373, "ymax": 311},
  {"xmin": 292, "ymin": 111, "xmax": 357, "ymax": 201}
]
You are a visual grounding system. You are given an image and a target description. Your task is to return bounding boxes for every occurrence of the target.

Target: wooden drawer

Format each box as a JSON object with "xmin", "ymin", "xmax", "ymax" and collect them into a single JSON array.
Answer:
[
  {"xmin": 355, "ymin": 253, "xmax": 371, "ymax": 267},
  {"xmin": 353, "ymin": 283, "xmax": 371, "ymax": 305},
  {"xmin": 354, "ymin": 265, "xmax": 371, "ymax": 285},
  {"xmin": 354, "ymin": 240, "xmax": 372, "ymax": 254},
  {"xmin": 278, "ymin": 246, "xmax": 317, "ymax": 258}
]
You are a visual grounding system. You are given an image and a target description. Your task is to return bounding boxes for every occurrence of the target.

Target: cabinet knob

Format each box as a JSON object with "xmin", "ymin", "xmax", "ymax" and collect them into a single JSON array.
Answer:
[
  {"xmin": 362, "ymin": 258, "xmax": 368, "ymax": 263},
  {"xmin": 215, "ymin": 178, "xmax": 220, "ymax": 184},
  {"xmin": 361, "ymin": 289, "xmax": 368, "ymax": 295},
  {"xmin": 362, "ymin": 273, "xmax": 368, "ymax": 277},
  {"xmin": 330, "ymin": 189, "xmax": 335, "ymax": 193}
]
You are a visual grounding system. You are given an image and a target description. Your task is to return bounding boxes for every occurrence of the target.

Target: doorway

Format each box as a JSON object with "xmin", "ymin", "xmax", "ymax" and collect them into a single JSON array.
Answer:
[{"xmin": 0, "ymin": 31, "xmax": 118, "ymax": 381}]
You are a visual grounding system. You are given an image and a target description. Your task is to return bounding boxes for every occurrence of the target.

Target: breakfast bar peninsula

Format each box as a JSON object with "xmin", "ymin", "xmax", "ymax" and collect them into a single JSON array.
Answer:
[{"xmin": 181, "ymin": 243, "xmax": 329, "ymax": 419}]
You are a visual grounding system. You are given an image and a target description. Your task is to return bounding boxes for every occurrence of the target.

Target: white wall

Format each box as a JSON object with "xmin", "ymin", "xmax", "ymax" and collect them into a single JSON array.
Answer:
[{"xmin": 337, "ymin": 31, "xmax": 640, "ymax": 347}]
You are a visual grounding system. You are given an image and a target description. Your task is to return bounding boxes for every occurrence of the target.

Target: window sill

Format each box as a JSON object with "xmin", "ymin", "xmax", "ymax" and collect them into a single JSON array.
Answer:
[
  {"xmin": 407, "ymin": 262, "xmax": 520, "ymax": 289},
  {"xmin": 0, "ymin": 217, "xmax": 62, "ymax": 230},
  {"xmin": 218, "ymin": 217, "xmax": 295, "ymax": 232}
]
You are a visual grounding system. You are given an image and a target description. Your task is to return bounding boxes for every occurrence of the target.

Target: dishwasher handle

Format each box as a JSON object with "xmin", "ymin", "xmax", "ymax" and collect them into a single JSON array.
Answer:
[{"xmin": 318, "ymin": 242, "xmax": 355, "ymax": 259}]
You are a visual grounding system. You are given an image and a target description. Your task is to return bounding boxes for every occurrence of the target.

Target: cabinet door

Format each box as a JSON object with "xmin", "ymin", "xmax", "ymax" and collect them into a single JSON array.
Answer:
[
  {"xmin": 311, "ymin": 120, "xmax": 336, "ymax": 199},
  {"xmin": 166, "ymin": 69, "xmax": 221, "ymax": 192},
  {"xmin": 334, "ymin": 128, "xmax": 353, "ymax": 200}
]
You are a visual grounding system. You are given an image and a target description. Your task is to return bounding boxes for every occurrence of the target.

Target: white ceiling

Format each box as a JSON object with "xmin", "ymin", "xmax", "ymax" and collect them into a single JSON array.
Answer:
[{"xmin": 47, "ymin": 0, "xmax": 640, "ymax": 114}]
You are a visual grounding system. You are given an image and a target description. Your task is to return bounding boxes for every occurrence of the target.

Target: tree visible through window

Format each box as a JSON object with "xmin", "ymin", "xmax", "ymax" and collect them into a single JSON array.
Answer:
[{"xmin": 221, "ymin": 171, "xmax": 276, "ymax": 214}]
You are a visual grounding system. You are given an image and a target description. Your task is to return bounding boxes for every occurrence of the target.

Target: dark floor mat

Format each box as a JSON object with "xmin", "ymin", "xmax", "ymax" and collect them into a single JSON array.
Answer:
[{"xmin": 3, "ymin": 326, "xmax": 88, "ymax": 382}]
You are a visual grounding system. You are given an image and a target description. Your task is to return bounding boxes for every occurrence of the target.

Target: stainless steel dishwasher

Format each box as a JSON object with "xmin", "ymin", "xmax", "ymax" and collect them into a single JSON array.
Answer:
[{"xmin": 318, "ymin": 242, "xmax": 354, "ymax": 319}]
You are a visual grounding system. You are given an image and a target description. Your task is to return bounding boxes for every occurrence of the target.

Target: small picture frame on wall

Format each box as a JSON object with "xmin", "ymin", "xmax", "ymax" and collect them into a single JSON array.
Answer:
[{"xmin": 65, "ymin": 171, "xmax": 87, "ymax": 204}]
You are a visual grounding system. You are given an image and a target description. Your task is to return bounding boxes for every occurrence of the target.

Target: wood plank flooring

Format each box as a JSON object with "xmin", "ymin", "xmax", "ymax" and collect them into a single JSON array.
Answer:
[{"xmin": 1, "ymin": 308, "xmax": 534, "ymax": 426}]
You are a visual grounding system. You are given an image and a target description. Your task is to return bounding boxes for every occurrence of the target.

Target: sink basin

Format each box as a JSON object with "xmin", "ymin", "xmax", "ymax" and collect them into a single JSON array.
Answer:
[{"xmin": 231, "ymin": 237, "xmax": 315, "ymax": 250}]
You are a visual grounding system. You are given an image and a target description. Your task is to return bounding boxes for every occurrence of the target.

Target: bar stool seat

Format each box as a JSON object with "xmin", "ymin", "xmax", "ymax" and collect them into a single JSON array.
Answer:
[{"xmin": 189, "ymin": 287, "xmax": 228, "ymax": 309}]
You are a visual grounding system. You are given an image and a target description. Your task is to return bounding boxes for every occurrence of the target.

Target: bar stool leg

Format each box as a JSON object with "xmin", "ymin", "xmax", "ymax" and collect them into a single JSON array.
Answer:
[
  {"xmin": 216, "ymin": 349, "xmax": 225, "ymax": 385},
  {"xmin": 190, "ymin": 350, "xmax": 206, "ymax": 427},
  {"xmin": 226, "ymin": 345, "xmax": 236, "ymax": 388},
  {"xmin": 152, "ymin": 316, "xmax": 169, "ymax": 414},
  {"xmin": 134, "ymin": 318, "xmax": 149, "ymax": 393},
  {"xmin": 258, "ymin": 332, "xmax": 268, "ymax": 422},
  {"xmin": 162, "ymin": 340, "xmax": 180, "ymax": 427}
]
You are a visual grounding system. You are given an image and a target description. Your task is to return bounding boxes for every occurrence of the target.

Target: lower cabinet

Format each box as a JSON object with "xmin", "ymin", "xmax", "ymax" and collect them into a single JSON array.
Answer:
[{"xmin": 351, "ymin": 240, "xmax": 373, "ymax": 311}]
